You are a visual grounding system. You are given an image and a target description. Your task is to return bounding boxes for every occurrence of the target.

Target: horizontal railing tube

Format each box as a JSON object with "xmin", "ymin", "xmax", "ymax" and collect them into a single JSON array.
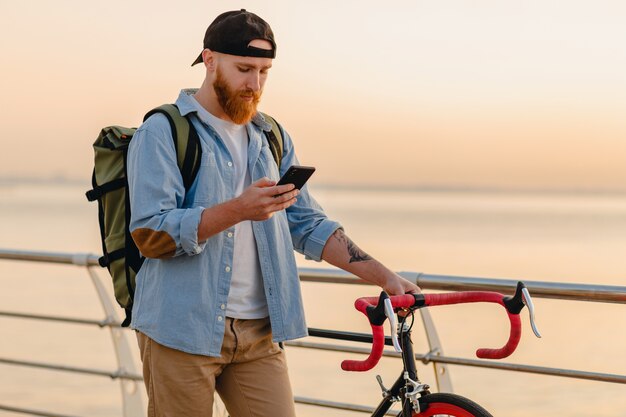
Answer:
[
  {"xmin": 0, "ymin": 310, "xmax": 118, "ymax": 327},
  {"xmin": 285, "ymin": 341, "xmax": 626, "ymax": 385},
  {"xmin": 294, "ymin": 396, "xmax": 396, "ymax": 416},
  {"xmin": 298, "ymin": 267, "xmax": 626, "ymax": 304},
  {"xmin": 0, "ymin": 357, "xmax": 143, "ymax": 381},
  {"xmin": 0, "ymin": 404, "xmax": 81, "ymax": 417},
  {"xmin": 1, "ymin": 250, "xmax": 624, "ymax": 303},
  {"xmin": 0, "ymin": 249, "xmax": 99, "ymax": 266}
]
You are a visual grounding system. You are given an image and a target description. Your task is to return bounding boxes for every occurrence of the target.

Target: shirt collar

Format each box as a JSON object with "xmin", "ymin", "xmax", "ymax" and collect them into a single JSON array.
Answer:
[
  {"xmin": 175, "ymin": 88, "xmax": 272, "ymax": 132},
  {"xmin": 175, "ymin": 89, "xmax": 202, "ymax": 117}
]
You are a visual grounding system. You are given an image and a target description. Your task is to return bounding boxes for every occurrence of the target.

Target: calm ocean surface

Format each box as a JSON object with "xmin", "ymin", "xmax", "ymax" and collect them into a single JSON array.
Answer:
[{"xmin": 1, "ymin": 182, "xmax": 625, "ymax": 416}]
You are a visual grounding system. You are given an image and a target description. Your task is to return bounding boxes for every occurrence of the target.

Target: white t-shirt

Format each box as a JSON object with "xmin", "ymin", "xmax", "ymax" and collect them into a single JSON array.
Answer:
[{"xmin": 191, "ymin": 98, "xmax": 268, "ymax": 319}]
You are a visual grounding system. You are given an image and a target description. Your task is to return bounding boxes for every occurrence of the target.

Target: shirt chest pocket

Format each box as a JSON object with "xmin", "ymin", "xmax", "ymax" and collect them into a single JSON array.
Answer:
[
  {"xmin": 259, "ymin": 145, "xmax": 280, "ymax": 181},
  {"xmin": 192, "ymin": 151, "xmax": 224, "ymax": 205}
]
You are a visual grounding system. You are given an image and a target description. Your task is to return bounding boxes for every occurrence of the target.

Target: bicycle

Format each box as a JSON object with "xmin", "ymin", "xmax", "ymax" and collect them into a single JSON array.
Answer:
[{"xmin": 341, "ymin": 281, "xmax": 542, "ymax": 416}]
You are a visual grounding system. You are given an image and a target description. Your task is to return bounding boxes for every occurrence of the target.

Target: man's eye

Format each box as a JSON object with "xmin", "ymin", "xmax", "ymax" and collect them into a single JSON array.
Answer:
[{"xmin": 238, "ymin": 67, "xmax": 250, "ymax": 73}]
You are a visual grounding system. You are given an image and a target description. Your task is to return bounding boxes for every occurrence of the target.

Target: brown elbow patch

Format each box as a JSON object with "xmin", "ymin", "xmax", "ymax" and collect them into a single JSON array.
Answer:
[{"xmin": 131, "ymin": 228, "xmax": 177, "ymax": 259}]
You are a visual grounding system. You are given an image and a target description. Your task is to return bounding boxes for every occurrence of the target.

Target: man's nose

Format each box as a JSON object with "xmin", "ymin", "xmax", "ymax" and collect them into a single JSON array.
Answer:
[{"xmin": 246, "ymin": 72, "xmax": 262, "ymax": 92}]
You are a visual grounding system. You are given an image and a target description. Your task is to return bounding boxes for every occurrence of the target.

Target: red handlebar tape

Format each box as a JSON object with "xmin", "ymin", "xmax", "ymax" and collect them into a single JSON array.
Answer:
[
  {"xmin": 341, "ymin": 324, "xmax": 385, "ymax": 371},
  {"xmin": 423, "ymin": 292, "xmax": 522, "ymax": 359},
  {"xmin": 341, "ymin": 291, "xmax": 522, "ymax": 372}
]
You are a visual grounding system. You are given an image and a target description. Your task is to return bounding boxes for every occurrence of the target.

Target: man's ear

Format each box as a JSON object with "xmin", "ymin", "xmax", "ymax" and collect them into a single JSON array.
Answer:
[{"xmin": 202, "ymin": 49, "xmax": 216, "ymax": 71}]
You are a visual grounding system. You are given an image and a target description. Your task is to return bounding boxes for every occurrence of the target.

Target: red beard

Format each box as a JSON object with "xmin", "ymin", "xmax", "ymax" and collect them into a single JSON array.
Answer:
[{"xmin": 213, "ymin": 68, "xmax": 262, "ymax": 125}]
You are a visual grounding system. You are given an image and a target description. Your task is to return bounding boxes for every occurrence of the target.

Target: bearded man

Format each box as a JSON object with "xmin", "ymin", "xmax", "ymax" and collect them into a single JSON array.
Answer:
[{"xmin": 127, "ymin": 9, "xmax": 420, "ymax": 417}]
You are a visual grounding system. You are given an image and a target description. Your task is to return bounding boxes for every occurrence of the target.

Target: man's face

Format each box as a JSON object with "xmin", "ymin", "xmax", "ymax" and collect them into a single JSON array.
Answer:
[{"xmin": 211, "ymin": 42, "xmax": 273, "ymax": 124}]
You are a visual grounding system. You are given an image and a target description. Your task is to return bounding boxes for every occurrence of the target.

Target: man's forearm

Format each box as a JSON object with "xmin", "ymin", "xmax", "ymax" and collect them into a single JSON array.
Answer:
[
  {"xmin": 321, "ymin": 229, "xmax": 421, "ymax": 295},
  {"xmin": 197, "ymin": 199, "xmax": 241, "ymax": 242},
  {"xmin": 321, "ymin": 229, "xmax": 392, "ymax": 287}
]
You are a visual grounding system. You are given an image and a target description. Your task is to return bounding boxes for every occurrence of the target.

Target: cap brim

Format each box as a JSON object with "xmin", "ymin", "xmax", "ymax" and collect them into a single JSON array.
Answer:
[{"xmin": 191, "ymin": 52, "xmax": 203, "ymax": 66}]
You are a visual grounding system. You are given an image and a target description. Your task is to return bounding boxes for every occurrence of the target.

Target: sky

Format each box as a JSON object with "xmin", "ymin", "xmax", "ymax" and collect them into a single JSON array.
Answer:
[{"xmin": 1, "ymin": 0, "xmax": 625, "ymax": 191}]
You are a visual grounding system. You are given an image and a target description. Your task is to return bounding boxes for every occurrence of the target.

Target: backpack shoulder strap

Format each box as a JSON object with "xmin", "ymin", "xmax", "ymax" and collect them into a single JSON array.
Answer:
[
  {"xmin": 259, "ymin": 112, "xmax": 284, "ymax": 169},
  {"xmin": 144, "ymin": 104, "xmax": 202, "ymax": 190}
]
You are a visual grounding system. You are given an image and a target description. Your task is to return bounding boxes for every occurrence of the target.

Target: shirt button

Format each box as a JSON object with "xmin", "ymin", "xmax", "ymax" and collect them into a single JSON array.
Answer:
[
  {"xmin": 227, "ymin": 232, "xmax": 233, "ymax": 238},
  {"xmin": 227, "ymin": 162, "xmax": 233, "ymax": 167},
  {"xmin": 220, "ymin": 304, "xmax": 226, "ymax": 310},
  {"xmin": 225, "ymin": 266, "xmax": 231, "ymax": 272},
  {"xmin": 217, "ymin": 316, "xmax": 223, "ymax": 322}
]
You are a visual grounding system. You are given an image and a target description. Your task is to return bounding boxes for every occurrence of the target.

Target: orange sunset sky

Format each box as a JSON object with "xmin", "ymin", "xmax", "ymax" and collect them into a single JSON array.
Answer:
[{"xmin": 1, "ymin": 0, "xmax": 625, "ymax": 191}]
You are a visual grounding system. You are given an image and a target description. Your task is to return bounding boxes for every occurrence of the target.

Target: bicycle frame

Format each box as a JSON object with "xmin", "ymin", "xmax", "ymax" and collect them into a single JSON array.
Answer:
[{"xmin": 370, "ymin": 314, "xmax": 423, "ymax": 417}]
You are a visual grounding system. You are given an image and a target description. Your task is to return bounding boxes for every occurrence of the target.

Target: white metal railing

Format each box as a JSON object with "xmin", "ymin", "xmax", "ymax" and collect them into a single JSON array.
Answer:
[
  {"xmin": 0, "ymin": 250, "xmax": 143, "ymax": 417},
  {"xmin": 1, "ymin": 248, "xmax": 625, "ymax": 417}
]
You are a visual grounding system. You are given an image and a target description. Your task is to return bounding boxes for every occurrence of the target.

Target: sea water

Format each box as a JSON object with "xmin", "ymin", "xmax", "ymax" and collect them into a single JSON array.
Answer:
[{"xmin": 0, "ymin": 182, "xmax": 625, "ymax": 416}]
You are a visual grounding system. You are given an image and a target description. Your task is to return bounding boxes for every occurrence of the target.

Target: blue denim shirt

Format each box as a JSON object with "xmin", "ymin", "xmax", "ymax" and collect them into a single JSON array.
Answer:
[{"xmin": 127, "ymin": 90, "xmax": 341, "ymax": 357}]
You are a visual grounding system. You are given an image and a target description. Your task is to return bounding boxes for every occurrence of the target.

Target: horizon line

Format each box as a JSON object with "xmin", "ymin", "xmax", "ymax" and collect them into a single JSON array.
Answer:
[{"xmin": 1, "ymin": 175, "xmax": 626, "ymax": 197}]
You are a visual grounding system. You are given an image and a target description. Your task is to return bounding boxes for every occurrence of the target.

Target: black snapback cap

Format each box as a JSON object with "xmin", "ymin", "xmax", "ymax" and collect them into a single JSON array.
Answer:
[{"xmin": 191, "ymin": 9, "xmax": 276, "ymax": 66}]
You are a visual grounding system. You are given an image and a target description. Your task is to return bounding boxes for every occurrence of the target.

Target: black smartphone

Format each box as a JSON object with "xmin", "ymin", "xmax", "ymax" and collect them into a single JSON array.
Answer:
[{"xmin": 275, "ymin": 165, "xmax": 316, "ymax": 195}]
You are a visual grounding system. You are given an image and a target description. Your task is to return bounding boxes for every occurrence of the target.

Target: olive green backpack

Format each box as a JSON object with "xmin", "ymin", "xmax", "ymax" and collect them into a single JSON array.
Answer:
[{"xmin": 86, "ymin": 105, "xmax": 284, "ymax": 326}]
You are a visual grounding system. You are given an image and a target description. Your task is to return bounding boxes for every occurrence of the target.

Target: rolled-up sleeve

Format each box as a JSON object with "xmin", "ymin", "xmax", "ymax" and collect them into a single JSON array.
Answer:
[
  {"xmin": 127, "ymin": 115, "xmax": 207, "ymax": 258},
  {"xmin": 280, "ymin": 128, "xmax": 342, "ymax": 261}
]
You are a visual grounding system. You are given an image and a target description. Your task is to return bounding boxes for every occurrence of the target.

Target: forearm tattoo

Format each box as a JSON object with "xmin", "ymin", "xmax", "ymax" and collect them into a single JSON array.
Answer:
[{"xmin": 332, "ymin": 229, "xmax": 373, "ymax": 263}]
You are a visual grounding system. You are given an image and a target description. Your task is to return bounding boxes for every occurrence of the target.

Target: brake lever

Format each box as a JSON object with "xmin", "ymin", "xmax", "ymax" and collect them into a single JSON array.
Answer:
[
  {"xmin": 504, "ymin": 281, "xmax": 542, "ymax": 339},
  {"xmin": 383, "ymin": 297, "xmax": 402, "ymax": 353},
  {"xmin": 521, "ymin": 286, "xmax": 542, "ymax": 338}
]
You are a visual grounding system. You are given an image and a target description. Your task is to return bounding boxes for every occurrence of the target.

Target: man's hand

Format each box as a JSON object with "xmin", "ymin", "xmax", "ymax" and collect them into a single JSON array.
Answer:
[
  {"xmin": 382, "ymin": 273, "xmax": 421, "ymax": 317},
  {"xmin": 234, "ymin": 177, "xmax": 299, "ymax": 221},
  {"xmin": 382, "ymin": 273, "xmax": 421, "ymax": 296},
  {"xmin": 197, "ymin": 177, "xmax": 298, "ymax": 242}
]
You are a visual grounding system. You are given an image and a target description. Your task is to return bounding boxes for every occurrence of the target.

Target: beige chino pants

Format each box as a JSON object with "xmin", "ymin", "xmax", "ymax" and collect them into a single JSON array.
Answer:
[{"xmin": 136, "ymin": 317, "xmax": 297, "ymax": 417}]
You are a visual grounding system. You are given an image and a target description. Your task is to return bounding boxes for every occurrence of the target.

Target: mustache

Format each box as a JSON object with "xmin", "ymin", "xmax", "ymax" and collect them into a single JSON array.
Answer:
[{"xmin": 239, "ymin": 89, "xmax": 261, "ymax": 100}]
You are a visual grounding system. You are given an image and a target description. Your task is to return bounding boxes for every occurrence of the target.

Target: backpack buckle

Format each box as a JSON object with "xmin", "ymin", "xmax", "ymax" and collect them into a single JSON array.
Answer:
[{"xmin": 98, "ymin": 255, "xmax": 109, "ymax": 268}]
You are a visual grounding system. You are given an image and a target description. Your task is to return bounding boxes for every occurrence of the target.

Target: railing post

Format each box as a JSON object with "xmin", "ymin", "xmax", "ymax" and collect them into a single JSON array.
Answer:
[
  {"xmin": 418, "ymin": 308, "xmax": 454, "ymax": 392},
  {"xmin": 400, "ymin": 271, "xmax": 454, "ymax": 393},
  {"xmin": 85, "ymin": 266, "xmax": 144, "ymax": 417}
]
